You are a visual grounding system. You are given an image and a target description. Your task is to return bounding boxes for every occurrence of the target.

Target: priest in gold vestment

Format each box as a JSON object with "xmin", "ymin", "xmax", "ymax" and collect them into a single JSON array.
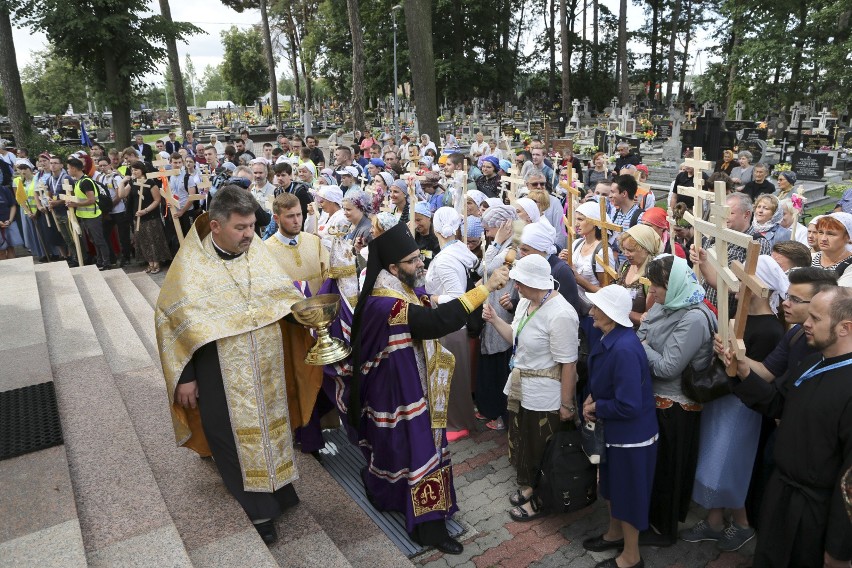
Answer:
[
  {"xmin": 155, "ymin": 185, "xmax": 305, "ymax": 545},
  {"xmin": 265, "ymin": 192, "xmax": 332, "ymax": 455}
]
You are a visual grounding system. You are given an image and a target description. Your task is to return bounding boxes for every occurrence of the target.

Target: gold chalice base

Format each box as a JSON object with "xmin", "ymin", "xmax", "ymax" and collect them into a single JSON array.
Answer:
[{"xmin": 291, "ymin": 294, "xmax": 351, "ymax": 365}]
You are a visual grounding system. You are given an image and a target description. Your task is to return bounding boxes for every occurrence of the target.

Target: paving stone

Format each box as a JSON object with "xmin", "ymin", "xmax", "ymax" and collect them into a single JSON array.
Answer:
[{"xmin": 463, "ymin": 464, "xmax": 495, "ymax": 482}]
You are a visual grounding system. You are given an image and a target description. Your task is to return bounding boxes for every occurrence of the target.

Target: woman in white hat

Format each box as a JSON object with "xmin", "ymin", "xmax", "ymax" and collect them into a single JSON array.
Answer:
[
  {"xmin": 581, "ymin": 285, "xmax": 657, "ymax": 568},
  {"xmin": 560, "ymin": 200, "xmax": 616, "ymax": 312},
  {"xmin": 482, "ymin": 254, "xmax": 579, "ymax": 522}
]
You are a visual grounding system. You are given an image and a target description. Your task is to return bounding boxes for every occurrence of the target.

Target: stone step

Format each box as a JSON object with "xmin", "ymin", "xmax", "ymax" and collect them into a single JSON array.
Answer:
[
  {"xmin": 128, "ymin": 272, "xmax": 161, "ymax": 309},
  {"xmin": 34, "ymin": 261, "xmax": 193, "ymax": 567},
  {"xmin": 79, "ymin": 267, "xmax": 280, "ymax": 567},
  {"xmin": 0, "ymin": 257, "xmax": 87, "ymax": 568}
]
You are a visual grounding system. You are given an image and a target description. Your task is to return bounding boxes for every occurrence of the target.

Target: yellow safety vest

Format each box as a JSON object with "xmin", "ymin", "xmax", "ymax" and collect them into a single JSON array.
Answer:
[{"xmin": 73, "ymin": 177, "xmax": 101, "ymax": 219}]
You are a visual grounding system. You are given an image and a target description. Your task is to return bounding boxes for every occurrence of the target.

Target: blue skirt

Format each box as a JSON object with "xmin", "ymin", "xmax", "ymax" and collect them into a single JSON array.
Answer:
[
  {"xmin": 692, "ymin": 393, "xmax": 761, "ymax": 509},
  {"xmin": 600, "ymin": 441, "xmax": 657, "ymax": 531}
]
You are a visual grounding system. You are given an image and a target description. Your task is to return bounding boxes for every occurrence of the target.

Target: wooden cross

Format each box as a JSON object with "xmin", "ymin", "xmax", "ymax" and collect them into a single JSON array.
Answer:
[
  {"xmin": 35, "ymin": 182, "xmax": 54, "ymax": 228},
  {"xmin": 591, "ymin": 196, "xmax": 623, "ymax": 285},
  {"xmin": 406, "ymin": 174, "xmax": 417, "ymax": 235},
  {"xmin": 133, "ymin": 177, "xmax": 147, "ymax": 232},
  {"xmin": 685, "ymin": 108, "xmax": 695, "ymax": 123},
  {"xmin": 357, "ymin": 171, "xmax": 369, "ymax": 191},
  {"xmin": 196, "ymin": 173, "xmax": 212, "ymax": 207},
  {"xmin": 675, "ymin": 147, "xmax": 715, "ymax": 279},
  {"xmin": 59, "ymin": 179, "xmax": 84, "ymax": 264},
  {"xmin": 462, "ymin": 159, "xmax": 469, "ymax": 245},
  {"xmin": 501, "ymin": 173, "xmax": 525, "ymax": 205},
  {"xmin": 559, "ymin": 167, "xmax": 582, "ymax": 265},
  {"xmin": 728, "ymin": 242, "xmax": 770, "ymax": 372},
  {"xmin": 159, "ymin": 187, "xmax": 186, "ymax": 245}
]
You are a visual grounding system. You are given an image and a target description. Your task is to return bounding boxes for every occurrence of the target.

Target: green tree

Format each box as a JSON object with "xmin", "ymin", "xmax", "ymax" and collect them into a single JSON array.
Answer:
[
  {"xmin": 0, "ymin": 3, "xmax": 31, "ymax": 146},
  {"xmin": 20, "ymin": 0, "xmax": 200, "ymax": 146},
  {"xmin": 198, "ymin": 64, "xmax": 233, "ymax": 104},
  {"xmin": 220, "ymin": 26, "xmax": 269, "ymax": 106},
  {"xmin": 21, "ymin": 49, "xmax": 90, "ymax": 115}
]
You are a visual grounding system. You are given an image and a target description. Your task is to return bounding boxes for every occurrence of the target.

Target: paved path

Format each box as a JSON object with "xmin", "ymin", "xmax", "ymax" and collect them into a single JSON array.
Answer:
[{"xmin": 415, "ymin": 425, "xmax": 756, "ymax": 568}]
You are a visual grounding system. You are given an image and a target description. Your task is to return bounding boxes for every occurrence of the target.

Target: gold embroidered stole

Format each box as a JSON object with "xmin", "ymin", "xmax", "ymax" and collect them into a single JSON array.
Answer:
[{"xmin": 265, "ymin": 232, "xmax": 329, "ymax": 296}]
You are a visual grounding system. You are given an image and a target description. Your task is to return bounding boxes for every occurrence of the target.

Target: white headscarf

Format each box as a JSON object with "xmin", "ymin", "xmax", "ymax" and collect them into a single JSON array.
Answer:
[
  {"xmin": 485, "ymin": 197, "xmax": 504, "ymax": 208},
  {"xmin": 521, "ymin": 221, "xmax": 555, "ymax": 254},
  {"xmin": 755, "ymin": 255, "xmax": 789, "ymax": 315},
  {"xmin": 575, "ymin": 200, "xmax": 612, "ymax": 223},
  {"xmin": 516, "ymin": 197, "xmax": 540, "ymax": 223},
  {"xmin": 467, "ymin": 189, "xmax": 487, "ymax": 207},
  {"xmin": 432, "ymin": 206, "xmax": 462, "ymax": 238},
  {"xmin": 482, "ymin": 204, "xmax": 518, "ymax": 228}
]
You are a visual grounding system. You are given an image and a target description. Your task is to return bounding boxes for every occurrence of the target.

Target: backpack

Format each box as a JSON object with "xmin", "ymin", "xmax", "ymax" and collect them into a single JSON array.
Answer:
[
  {"xmin": 80, "ymin": 176, "xmax": 113, "ymax": 214},
  {"xmin": 628, "ymin": 205, "xmax": 645, "ymax": 228},
  {"xmin": 834, "ymin": 256, "xmax": 852, "ymax": 278},
  {"xmin": 534, "ymin": 426, "xmax": 598, "ymax": 514}
]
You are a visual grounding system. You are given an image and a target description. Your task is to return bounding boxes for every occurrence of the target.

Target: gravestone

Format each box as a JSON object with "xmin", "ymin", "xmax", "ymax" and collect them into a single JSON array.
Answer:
[
  {"xmin": 551, "ymin": 139, "xmax": 574, "ymax": 157},
  {"xmin": 843, "ymin": 131, "xmax": 852, "ymax": 148},
  {"xmin": 791, "ymin": 151, "xmax": 828, "ymax": 180},
  {"xmin": 695, "ymin": 111, "xmax": 724, "ymax": 161},
  {"xmin": 594, "ymin": 129, "xmax": 607, "ymax": 154},
  {"xmin": 719, "ymin": 130, "xmax": 737, "ymax": 154},
  {"xmin": 529, "ymin": 120, "xmax": 544, "ymax": 138},
  {"xmin": 513, "ymin": 111, "xmax": 523, "ymax": 121},
  {"xmin": 742, "ymin": 128, "xmax": 767, "ymax": 141},
  {"xmin": 724, "ymin": 120, "xmax": 753, "ymax": 132},
  {"xmin": 653, "ymin": 120, "xmax": 673, "ymax": 140},
  {"xmin": 801, "ymin": 133, "xmax": 833, "ymax": 152},
  {"xmin": 737, "ymin": 138, "xmax": 766, "ymax": 163},
  {"xmin": 662, "ymin": 138, "xmax": 683, "ymax": 162},
  {"xmin": 681, "ymin": 129, "xmax": 696, "ymax": 148},
  {"xmin": 616, "ymin": 135, "xmax": 642, "ymax": 161}
]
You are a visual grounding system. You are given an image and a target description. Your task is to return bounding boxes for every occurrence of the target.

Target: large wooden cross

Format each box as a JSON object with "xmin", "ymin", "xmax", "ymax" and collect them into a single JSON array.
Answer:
[
  {"xmin": 405, "ymin": 174, "xmax": 418, "ymax": 235},
  {"xmin": 147, "ymin": 162, "xmax": 186, "ymax": 243},
  {"xmin": 501, "ymin": 172, "xmax": 525, "ymax": 205},
  {"xmin": 133, "ymin": 177, "xmax": 148, "ymax": 232},
  {"xmin": 728, "ymin": 242, "xmax": 770, "ymax": 372},
  {"xmin": 591, "ymin": 197, "xmax": 623, "ymax": 285},
  {"xmin": 559, "ymin": 167, "xmax": 582, "ymax": 264},
  {"xmin": 59, "ymin": 179, "xmax": 84, "ymax": 264},
  {"xmin": 675, "ymin": 147, "xmax": 715, "ymax": 279},
  {"xmin": 462, "ymin": 159, "xmax": 469, "ymax": 245}
]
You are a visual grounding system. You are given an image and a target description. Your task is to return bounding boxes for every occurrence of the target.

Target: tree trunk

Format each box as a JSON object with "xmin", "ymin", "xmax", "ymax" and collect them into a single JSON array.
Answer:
[
  {"xmin": 592, "ymin": 0, "xmax": 599, "ymax": 80},
  {"xmin": 548, "ymin": 0, "xmax": 557, "ymax": 104},
  {"xmin": 664, "ymin": 0, "xmax": 681, "ymax": 104},
  {"xmin": 512, "ymin": 0, "xmax": 527, "ymax": 100},
  {"xmin": 299, "ymin": 56, "xmax": 312, "ymax": 110},
  {"xmin": 103, "ymin": 50, "xmax": 131, "ymax": 147},
  {"xmin": 787, "ymin": 3, "xmax": 808, "ymax": 107},
  {"xmin": 259, "ymin": 0, "xmax": 279, "ymax": 125},
  {"xmin": 649, "ymin": 0, "xmax": 659, "ymax": 98},
  {"xmin": 677, "ymin": 0, "xmax": 693, "ymax": 102},
  {"xmin": 724, "ymin": 29, "xmax": 740, "ymax": 111},
  {"xmin": 158, "ymin": 0, "xmax": 191, "ymax": 136},
  {"xmin": 0, "ymin": 9, "xmax": 32, "ymax": 147},
  {"xmin": 560, "ymin": 0, "xmax": 570, "ymax": 111},
  {"xmin": 346, "ymin": 0, "xmax": 366, "ymax": 134},
  {"xmin": 403, "ymin": 0, "xmax": 438, "ymax": 139},
  {"xmin": 288, "ymin": 34, "xmax": 301, "ymax": 104},
  {"xmin": 617, "ymin": 0, "xmax": 629, "ymax": 102},
  {"xmin": 580, "ymin": 0, "xmax": 587, "ymax": 74}
]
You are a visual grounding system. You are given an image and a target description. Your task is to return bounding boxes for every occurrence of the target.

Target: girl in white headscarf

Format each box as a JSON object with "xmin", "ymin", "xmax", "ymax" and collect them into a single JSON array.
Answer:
[{"xmin": 426, "ymin": 206, "xmax": 479, "ymax": 440}]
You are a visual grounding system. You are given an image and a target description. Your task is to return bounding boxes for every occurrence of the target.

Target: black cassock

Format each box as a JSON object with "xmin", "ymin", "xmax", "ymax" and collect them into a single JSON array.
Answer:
[{"xmin": 734, "ymin": 352, "xmax": 852, "ymax": 568}]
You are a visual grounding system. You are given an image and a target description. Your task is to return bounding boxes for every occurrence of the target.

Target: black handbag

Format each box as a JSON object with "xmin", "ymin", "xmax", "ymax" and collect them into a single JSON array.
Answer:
[
  {"xmin": 535, "ymin": 425, "xmax": 598, "ymax": 514},
  {"xmin": 680, "ymin": 307, "xmax": 732, "ymax": 404},
  {"xmin": 580, "ymin": 418, "xmax": 605, "ymax": 464}
]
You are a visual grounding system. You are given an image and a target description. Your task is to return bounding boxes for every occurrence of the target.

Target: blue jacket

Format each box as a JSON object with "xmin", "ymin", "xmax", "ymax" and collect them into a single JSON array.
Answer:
[{"xmin": 588, "ymin": 325, "xmax": 658, "ymax": 445}]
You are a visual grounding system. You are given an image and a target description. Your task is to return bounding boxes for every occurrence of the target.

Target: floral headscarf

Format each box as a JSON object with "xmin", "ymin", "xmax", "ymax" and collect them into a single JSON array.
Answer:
[{"xmin": 662, "ymin": 255, "xmax": 705, "ymax": 310}]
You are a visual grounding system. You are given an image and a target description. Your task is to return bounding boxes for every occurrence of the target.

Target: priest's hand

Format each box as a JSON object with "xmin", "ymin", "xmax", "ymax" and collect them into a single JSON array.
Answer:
[
  {"xmin": 176, "ymin": 381, "xmax": 199, "ymax": 409},
  {"xmin": 486, "ymin": 265, "xmax": 509, "ymax": 292}
]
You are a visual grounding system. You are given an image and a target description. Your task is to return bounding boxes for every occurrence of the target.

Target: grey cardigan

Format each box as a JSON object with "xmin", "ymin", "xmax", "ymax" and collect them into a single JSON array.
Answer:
[{"xmin": 636, "ymin": 301, "xmax": 717, "ymax": 403}]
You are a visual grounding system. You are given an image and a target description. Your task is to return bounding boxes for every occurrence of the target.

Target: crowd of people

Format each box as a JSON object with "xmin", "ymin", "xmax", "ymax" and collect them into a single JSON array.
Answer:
[{"xmin": 2, "ymin": 129, "xmax": 851, "ymax": 568}]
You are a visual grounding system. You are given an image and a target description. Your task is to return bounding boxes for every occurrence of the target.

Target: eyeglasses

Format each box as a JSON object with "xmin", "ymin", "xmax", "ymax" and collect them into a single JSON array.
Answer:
[
  {"xmin": 782, "ymin": 293, "xmax": 811, "ymax": 305},
  {"xmin": 528, "ymin": 181, "xmax": 546, "ymax": 187},
  {"xmin": 398, "ymin": 254, "xmax": 425, "ymax": 265}
]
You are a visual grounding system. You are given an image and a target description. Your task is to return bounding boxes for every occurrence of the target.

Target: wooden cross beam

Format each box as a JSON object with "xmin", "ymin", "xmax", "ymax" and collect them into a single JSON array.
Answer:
[
  {"xmin": 35, "ymin": 182, "xmax": 57, "ymax": 228},
  {"xmin": 501, "ymin": 174, "xmax": 525, "ymax": 205},
  {"xmin": 196, "ymin": 173, "xmax": 212, "ymax": 208},
  {"xmin": 159, "ymin": 187, "xmax": 186, "ymax": 245},
  {"xmin": 728, "ymin": 241, "xmax": 770, "ymax": 370},
  {"xmin": 560, "ymin": 167, "xmax": 582, "ymax": 265},
  {"xmin": 591, "ymin": 196, "xmax": 623, "ymax": 285},
  {"xmin": 406, "ymin": 174, "xmax": 417, "ymax": 235},
  {"xmin": 133, "ymin": 177, "xmax": 147, "ymax": 232},
  {"xmin": 676, "ymin": 148, "xmax": 717, "ymax": 279},
  {"xmin": 60, "ymin": 179, "xmax": 84, "ymax": 264},
  {"xmin": 462, "ymin": 159, "xmax": 469, "ymax": 245}
]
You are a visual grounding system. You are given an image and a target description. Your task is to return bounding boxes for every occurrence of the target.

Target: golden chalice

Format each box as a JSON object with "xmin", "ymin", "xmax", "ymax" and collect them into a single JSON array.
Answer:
[{"xmin": 291, "ymin": 294, "xmax": 351, "ymax": 365}]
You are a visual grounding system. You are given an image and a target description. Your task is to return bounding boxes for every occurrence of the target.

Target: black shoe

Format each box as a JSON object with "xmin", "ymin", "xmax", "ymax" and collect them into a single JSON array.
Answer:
[
  {"xmin": 254, "ymin": 520, "xmax": 277, "ymax": 545},
  {"xmin": 66, "ymin": 258, "xmax": 79, "ymax": 267},
  {"xmin": 595, "ymin": 558, "xmax": 644, "ymax": 568},
  {"xmin": 583, "ymin": 534, "xmax": 624, "ymax": 552},
  {"xmin": 434, "ymin": 536, "xmax": 463, "ymax": 555},
  {"xmin": 310, "ymin": 450, "xmax": 324, "ymax": 464},
  {"xmin": 638, "ymin": 530, "xmax": 675, "ymax": 547},
  {"xmin": 38, "ymin": 256, "xmax": 48, "ymax": 263}
]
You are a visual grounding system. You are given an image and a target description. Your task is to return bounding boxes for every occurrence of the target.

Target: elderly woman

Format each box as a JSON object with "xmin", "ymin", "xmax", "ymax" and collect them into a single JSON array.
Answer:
[
  {"xmin": 729, "ymin": 151, "xmax": 754, "ymax": 187},
  {"xmin": 342, "ymin": 188, "xmax": 373, "ymax": 250},
  {"xmin": 209, "ymin": 134, "xmax": 225, "ymax": 157},
  {"xmin": 297, "ymin": 161, "xmax": 317, "ymax": 187},
  {"xmin": 419, "ymin": 134, "xmax": 437, "ymax": 156},
  {"xmin": 616, "ymin": 224, "xmax": 661, "ymax": 327},
  {"xmin": 812, "ymin": 212, "xmax": 852, "ymax": 284},
  {"xmin": 413, "ymin": 201, "xmax": 440, "ymax": 268},
  {"xmin": 475, "ymin": 205, "xmax": 519, "ymax": 431},
  {"xmin": 715, "ymin": 149, "xmax": 736, "ymax": 175},
  {"xmin": 678, "ymin": 255, "xmax": 786, "ymax": 552},
  {"xmin": 581, "ymin": 285, "xmax": 658, "ymax": 568},
  {"xmin": 515, "ymin": 197, "xmax": 540, "ymax": 224},
  {"xmin": 466, "ymin": 216, "xmax": 484, "ymax": 257},
  {"xmin": 775, "ymin": 170, "xmax": 797, "ymax": 199},
  {"xmin": 426, "ymin": 207, "xmax": 480, "ymax": 440},
  {"xmin": 126, "ymin": 161, "xmax": 172, "ymax": 274},
  {"xmin": 636, "ymin": 254, "xmax": 716, "ymax": 546},
  {"xmin": 584, "ymin": 152, "xmax": 610, "ymax": 192},
  {"xmin": 778, "ymin": 198, "xmax": 809, "ymax": 245},
  {"xmin": 482, "ymin": 254, "xmax": 579, "ymax": 522},
  {"xmin": 476, "ymin": 156, "xmax": 502, "ymax": 198},
  {"xmin": 751, "ymin": 194, "xmax": 791, "ymax": 248}
]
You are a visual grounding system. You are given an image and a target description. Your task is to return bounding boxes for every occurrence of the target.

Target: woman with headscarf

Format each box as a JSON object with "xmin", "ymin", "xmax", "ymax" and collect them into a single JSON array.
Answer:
[
  {"xmin": 476, "ymin": 156, "xmax": 502, "ymax": 198},
  {"xmin": 581, "ymin": 285, "xmax": 658, "ymax": 568},
  {"xmin": 616, "ymin": 224, "xmax": 662, "ymax": 327},
  {"xmin": 426, "ymin": 207, "xmax": 480, "ymax": 440},
  {"xmin": 466, "ymin": 189, "xmax": 487, "ymax": 218},
  {"xmin": 413, "ymin": 201, "xmax": 440, "ymax": 268},
  {"xmin": 127, "ymin": 161, "xmax": 172, "ymax": 274},
  {"xmin": 419, "ymin": 134, "xmax": 437, "ymax": 156},
  {"xmin": 715, "ymin": 149, "xmax": 736, "ymax": 175},
  {"xmin": 636, "ymin": 254, "xmax": 717, "ymax": 547},
  {"xmin": 481, "ymin": 254, "xmax": 579, "ymax": 522},
  {"xmin": 806, "ymin": 214, "xmax": 823, "ymax": 253},
  {"xmin": 751, "ymin": 194, "xmax": 791, "ymax": 248},
  {"xmin": 641, "ymin": 207, "xmax": 686, "ymax": 259},
  {"xmin": 812, "ymin": 212, "xmax": 852, "ymax": 285},
  {"xmin": 297, "ymin": 161, "xmax": 317, "ymax": 188},
  {"xmin": 475, "ymin": 205, "xmax": 519, "ymax": 431},
  {"xmin": 681, "ymin": 255, "xmax": 786, "ymax": 552},
  {"xmin": 778, "ymin": 198, "xmax": 809, "ymax": 245},
  {"xmin": 515, "ymin": 197, "xmax": 540, "ymax": 224},
  {"xmin": 387, "ymin": 178, "xmax": 409, "ymax": 224},
  {"xmin": 775, "ymin": 171, "xmax": 797, "ymax": 200},
  {"xmin": 342, "ymin": 189, "xmax": 373, "ymax": 256}
]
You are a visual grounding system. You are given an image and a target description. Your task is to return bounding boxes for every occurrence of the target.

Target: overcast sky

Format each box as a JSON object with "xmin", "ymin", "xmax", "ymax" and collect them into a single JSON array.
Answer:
[{"xmin": 11, "ymin": 0, "xmax": 711, "ymax": 87}]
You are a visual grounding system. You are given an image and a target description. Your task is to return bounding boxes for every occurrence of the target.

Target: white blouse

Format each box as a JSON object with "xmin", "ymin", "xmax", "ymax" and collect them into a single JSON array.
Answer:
[{"xmin": 425, "ymin": 241, "xmax": 478, "ymax": 304}]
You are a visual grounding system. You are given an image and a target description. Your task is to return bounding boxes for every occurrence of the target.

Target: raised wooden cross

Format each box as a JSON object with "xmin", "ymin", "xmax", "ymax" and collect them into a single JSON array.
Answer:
[
  {"xmin": 59, "ymin": 179, "xmax": 84, "ymax": 264},
  {"xmin": 462, "ymin": 159, "xmax": 469, "ymax": 245},
  {"xmin": 133, "ymin": 177, "xmax": 147, "ymax": 232},
  {"xmin": 559, "ymin": 167, "xmax": 582, "ymax": 264},
  {"xmin": 728, "ymin": 242, "xmax": 770, "ymax": 371},
  {"xmin": 675, "ymin": 147, "xmax": 715, "ymax": 279},
  {"xmin": 591, "ymin": 196, "xmax": 623, "ymax": 285},
  {"xmin": 406, "ymin": 174, "xmax": 418, "ymax": 235}
]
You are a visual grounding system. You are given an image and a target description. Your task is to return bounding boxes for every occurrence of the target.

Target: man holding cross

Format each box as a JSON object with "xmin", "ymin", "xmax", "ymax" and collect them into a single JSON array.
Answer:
[
  {"xmin": 65, "ymin": 157, "xmax": 111, "ymax": 270},
  {"xmin": 690, "ymin": 192, "xmax": 771, "ymax": 313}
]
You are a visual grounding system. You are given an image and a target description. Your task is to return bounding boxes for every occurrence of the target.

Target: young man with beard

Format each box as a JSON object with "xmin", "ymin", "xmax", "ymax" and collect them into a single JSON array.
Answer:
[
  {"xmin": 729, "ymin": 286, "xmax": 852, "ymax": 568},
  {"xmin": 348, "ymin": 223, "xmax": 509, "ymax": 554}
]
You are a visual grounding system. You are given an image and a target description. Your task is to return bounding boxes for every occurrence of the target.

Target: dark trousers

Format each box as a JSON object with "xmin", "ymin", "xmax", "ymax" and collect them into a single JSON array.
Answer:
[
  {"xmin": 78, "ymin": 216, "xmax": 110, "ymax": 267},
  {"xmin": 107, "ymin": 211, "xmax": 133, "ymax": 261}
]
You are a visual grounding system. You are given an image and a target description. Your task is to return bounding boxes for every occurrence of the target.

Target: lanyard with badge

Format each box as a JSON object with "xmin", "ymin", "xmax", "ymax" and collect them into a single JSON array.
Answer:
[
  {"xmin": 509, "ymin": 290, "xmax": 553, "ymax": 370},
  {"xmin": 793, "ymin": 357, "xmax": 852, "ymax": 387}
]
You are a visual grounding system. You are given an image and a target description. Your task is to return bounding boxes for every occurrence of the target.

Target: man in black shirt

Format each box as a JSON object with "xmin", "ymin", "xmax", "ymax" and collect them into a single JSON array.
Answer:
[
  {"xmin": 742, "ymin": 163, "xmax": 774, "ymax": 202},
  {"xmin": 614, "ymin": 142, "xmax": 641, "ymax": 172},
  {"xmin": 306, "ymin": 135, "xmax": 325, "ymax": 168}
]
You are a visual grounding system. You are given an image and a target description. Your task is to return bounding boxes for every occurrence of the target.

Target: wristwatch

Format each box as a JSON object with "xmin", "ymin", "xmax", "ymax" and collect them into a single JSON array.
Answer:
[{"xmin": 561, "ymin": 403, "xmax": 576, "ymax": 412}]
